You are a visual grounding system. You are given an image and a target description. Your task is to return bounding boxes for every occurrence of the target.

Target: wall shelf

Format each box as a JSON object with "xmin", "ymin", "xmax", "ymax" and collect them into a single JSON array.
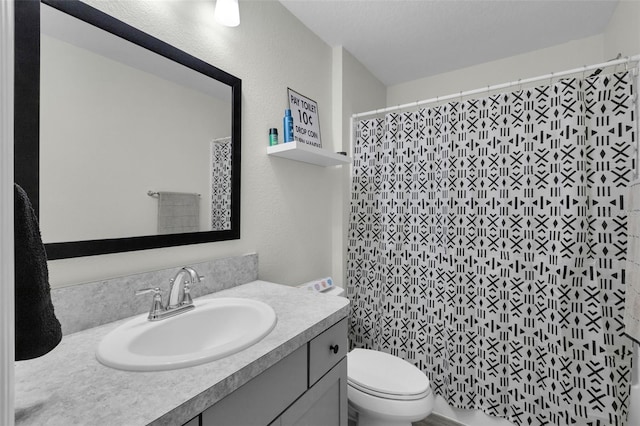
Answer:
[{"xmin": 267, "ymin": 142, "xmax": 351, "ymax": 167}]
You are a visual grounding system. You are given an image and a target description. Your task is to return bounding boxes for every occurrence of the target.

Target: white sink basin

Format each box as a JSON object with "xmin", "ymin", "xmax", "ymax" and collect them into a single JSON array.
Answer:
[{"xmin": 96, "ymin": 297, "xmax": 277, "ymax": 371}]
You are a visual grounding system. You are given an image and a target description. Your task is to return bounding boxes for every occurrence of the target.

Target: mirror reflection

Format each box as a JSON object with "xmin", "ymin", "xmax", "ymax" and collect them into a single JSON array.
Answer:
[{"xmin": 40, "ymin": 3, "xmax": 233, "ymax": 244}]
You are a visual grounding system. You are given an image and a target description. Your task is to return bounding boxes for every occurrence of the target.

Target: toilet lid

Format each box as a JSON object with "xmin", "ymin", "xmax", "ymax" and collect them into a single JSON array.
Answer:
[{"xmin": 347, "ymin": 349, "xmax": 431, "ymax": 400}]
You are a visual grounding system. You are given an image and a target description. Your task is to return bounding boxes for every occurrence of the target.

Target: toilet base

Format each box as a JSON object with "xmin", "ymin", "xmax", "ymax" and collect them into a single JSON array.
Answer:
[
  {"xmin": 348, "ymin": 386, "xmax": 434, "ymax": 426},
  {"xmin": 349, "ymin": 399, "xmax": 432, "ymax": 426}
]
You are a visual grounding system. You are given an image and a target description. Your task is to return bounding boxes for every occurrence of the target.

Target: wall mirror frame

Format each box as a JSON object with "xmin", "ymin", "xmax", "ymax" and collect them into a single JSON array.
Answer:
[{"xmin": 14, "ymin": 0, "xmax": 242, "ymax": 260}]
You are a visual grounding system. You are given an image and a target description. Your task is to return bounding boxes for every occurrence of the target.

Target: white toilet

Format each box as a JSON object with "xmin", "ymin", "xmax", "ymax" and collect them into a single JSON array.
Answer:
[
  {"xmin": 347, "ymin": 348, "xmax": 434, "ymax": 426},
  {"xmin": 298, "ymin": 278, "xmax": 434, "ymax": 426}
]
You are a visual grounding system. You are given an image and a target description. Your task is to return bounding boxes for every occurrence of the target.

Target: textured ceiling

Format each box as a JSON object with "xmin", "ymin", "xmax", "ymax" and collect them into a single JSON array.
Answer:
[{"xmin": 279, "ymin": 0, "xmax": 619, "ymax": 86}]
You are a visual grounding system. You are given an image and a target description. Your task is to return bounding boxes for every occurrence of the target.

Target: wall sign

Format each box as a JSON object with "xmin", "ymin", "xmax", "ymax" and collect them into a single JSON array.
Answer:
[{"xmin": 288, "ymin": 88, "xmax": 321, "ymax": 148}]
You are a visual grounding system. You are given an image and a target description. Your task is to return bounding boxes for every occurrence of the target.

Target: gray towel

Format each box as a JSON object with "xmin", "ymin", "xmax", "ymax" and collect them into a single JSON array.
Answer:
[{"xmin": 157, "ymin": 192, "xmax": 200, "ymax": 234}]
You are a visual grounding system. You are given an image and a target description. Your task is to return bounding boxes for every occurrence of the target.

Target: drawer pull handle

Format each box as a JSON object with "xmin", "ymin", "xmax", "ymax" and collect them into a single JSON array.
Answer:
[{"xmin": 329, "ymin": 344, "xmax": 339, "ymax": 354}]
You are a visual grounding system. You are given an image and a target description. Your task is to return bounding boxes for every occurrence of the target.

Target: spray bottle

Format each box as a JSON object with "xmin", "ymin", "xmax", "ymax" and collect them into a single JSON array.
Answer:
[{"xmin": 283, "ymin": 109, "xmax": 294, "ymax": 143}]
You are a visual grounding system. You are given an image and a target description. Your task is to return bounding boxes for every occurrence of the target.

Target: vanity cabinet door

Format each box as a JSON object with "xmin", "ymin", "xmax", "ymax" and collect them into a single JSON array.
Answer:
[
  {"xmin": 200, "ymin": 318, "xmax": 348, "ymax": 426},
  {"xmin": 201, "ymin": 345, "xmax": 307, "ymax": 426},
  {"xmin": 279, "ymin": 357, "xmax": 348, "ymax": 426}
]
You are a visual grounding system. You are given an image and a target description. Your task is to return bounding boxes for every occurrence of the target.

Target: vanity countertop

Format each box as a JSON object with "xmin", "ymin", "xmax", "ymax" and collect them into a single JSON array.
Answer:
[{"xmin": 14, "ymin": 281, "xmax": 350, "ymax": 426}]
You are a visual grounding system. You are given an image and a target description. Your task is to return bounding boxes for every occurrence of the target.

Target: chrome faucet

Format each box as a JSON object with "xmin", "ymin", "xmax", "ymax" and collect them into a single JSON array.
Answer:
[{"xmin": 136, "ymin": 266, "xmax": 205, "ymax": 321}]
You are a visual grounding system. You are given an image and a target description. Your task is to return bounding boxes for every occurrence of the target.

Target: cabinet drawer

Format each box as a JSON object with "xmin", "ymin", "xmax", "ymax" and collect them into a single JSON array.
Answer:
[{"xmin": 308, "ymin": 318, "xmax": 348, "ymax": 386}]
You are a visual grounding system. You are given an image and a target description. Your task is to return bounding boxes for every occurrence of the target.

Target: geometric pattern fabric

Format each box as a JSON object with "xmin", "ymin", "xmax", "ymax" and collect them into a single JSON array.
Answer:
[
  {"xmin": 347, "ymin": 71, "xmax": 636, "ymax": 426},
  {"xmin": 210, "ymin": 137, "xmax": 232, "ymax": 231}
]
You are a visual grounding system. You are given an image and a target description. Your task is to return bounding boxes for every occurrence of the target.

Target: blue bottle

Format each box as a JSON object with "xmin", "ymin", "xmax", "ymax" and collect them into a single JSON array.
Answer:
[{"xmin": 283, "ymin": 109, "xmax": 294, "ymax": 143}]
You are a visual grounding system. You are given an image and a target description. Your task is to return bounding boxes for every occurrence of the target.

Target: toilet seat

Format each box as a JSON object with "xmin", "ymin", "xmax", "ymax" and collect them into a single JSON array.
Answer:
[
  {"xmin": 347, "ymin": 349, "xmax": 431, "ymax": 401},
  {"xmin": 348, "ymin": 379, "xmax": 431, "ymax": 401}
]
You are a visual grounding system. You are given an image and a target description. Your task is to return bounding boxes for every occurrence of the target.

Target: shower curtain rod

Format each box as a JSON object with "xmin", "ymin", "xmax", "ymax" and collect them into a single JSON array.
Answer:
[{"xmin": 352, "ymin": 54, "xmax": 640, "ymax": 119}]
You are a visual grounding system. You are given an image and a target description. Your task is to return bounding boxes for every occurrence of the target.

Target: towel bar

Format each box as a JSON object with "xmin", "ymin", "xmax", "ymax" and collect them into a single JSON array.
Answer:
[{"xmin": 147, "ymin": 191, "xmax": 201, "ymax": 198}]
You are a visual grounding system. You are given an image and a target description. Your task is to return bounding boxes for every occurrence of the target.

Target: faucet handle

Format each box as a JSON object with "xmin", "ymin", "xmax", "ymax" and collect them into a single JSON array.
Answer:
[
  {"xmin": 136, "ymin": 287, "xmax": 164, "ymax": 320},
  {"xmin": 135, "ymin": 287, "xmax": 161, "ymax": 296}
]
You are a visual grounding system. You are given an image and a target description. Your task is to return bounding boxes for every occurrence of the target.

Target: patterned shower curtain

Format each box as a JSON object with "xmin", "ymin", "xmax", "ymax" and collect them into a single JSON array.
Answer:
[
  {"xmin": 211, "ymin": 137, "xmax": 232, "ymax": 231},
  {"xmin": 347, "ymin": 71, "xmax": 636, "ymax": 425}
]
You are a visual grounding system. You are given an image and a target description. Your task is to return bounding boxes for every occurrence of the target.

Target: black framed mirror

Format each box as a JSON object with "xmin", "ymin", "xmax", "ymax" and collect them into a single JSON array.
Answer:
[{"xmin": 14, "ymin": 0, "xmax": 241, "ymax": 260}]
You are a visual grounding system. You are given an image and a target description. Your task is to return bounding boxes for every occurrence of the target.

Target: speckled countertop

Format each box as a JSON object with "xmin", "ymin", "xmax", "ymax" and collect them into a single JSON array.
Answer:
[{"xmin": 15, "ymin": 281, "xmax": 350, "ymax": 426}]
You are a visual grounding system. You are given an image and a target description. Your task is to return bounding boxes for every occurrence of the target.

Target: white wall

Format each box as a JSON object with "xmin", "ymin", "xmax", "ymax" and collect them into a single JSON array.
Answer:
[
  {"xmin": 604, "ymin": 0, "xmax": 640, "ymax": 59},
  {"xmin": 47, "ymin": 0, "xmax": 336, "ymax": 288},
  {"xmin": 387, "ymin": 34, "xmax": 606, "ymax": 106},
  {"xmin": 387, "ymin": 1, "xmax": 640, "ymax": 108},
  {"xmin": 331, "ymin": 46, "xmax": 385, "ymax": 286}
]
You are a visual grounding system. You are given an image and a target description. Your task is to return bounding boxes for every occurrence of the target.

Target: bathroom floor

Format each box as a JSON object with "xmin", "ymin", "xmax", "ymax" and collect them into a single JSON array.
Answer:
[
  {"xmin": 413, "ymin": 414, "xmax": 464, "ymax": 426},
  {"xmin": 348, "ymin": 413, "xmax": 463, "ymax": 426}
]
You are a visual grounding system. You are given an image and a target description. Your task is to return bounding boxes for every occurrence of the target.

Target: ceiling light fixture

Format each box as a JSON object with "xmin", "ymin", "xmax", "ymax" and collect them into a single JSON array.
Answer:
[{"xmin": 214, "ymin": 0, "xmax": 240, "ymax": 27}]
